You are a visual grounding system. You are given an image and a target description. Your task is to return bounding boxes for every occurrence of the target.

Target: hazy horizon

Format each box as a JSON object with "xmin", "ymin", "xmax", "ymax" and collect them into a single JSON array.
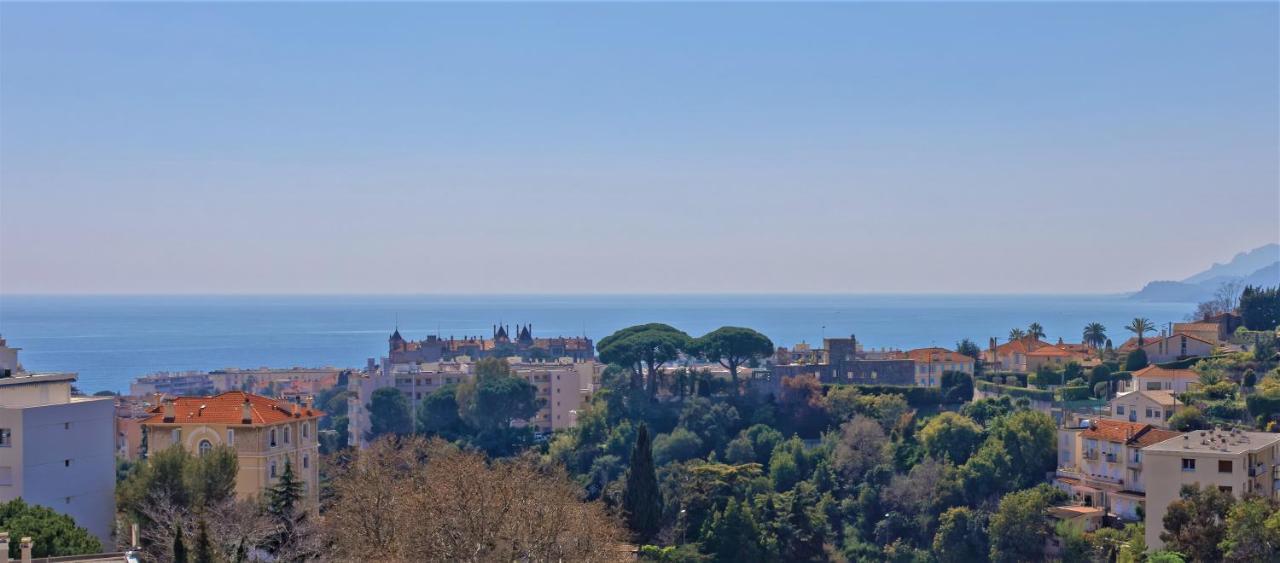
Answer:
[{"xmin": 2, "ymin": 3, "xmax": 1277, "ymax": 295}]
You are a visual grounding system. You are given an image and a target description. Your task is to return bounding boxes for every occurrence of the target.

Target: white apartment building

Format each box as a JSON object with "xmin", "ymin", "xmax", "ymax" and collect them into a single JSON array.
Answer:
[
  {"xmin": 0, "ymin": 363, "xmax": 116, "ymax": 544},
  {"xmin": 1142, "ymin": 428, "xmax": 1280, "ymax": 551}
]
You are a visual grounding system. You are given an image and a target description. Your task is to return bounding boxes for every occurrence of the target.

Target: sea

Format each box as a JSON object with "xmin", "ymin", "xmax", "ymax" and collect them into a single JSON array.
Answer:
[{"xmin": 0, "ymin": 294, "xmax": 1195, "ymax": 394}]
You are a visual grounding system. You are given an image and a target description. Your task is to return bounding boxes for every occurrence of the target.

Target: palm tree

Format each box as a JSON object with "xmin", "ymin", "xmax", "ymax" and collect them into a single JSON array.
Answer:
[
  {"xmin": 1125, "ymin": 318, "xmax": 1156, "ymax": 346},
  {"xmin": 1082, "ymin": 323, "xmax": 1107, "ymax": 349},
  {"xmin": 1027, "ymin": 323, "xmax": 1046, "ymax": 341},
  {"xmin": 1008, "ymin": 328, "xmax": 1027, "ymax": 342}
]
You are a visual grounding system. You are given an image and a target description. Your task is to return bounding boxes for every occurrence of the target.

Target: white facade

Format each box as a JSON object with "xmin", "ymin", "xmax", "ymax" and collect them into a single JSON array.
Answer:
[{"xmin": 0, "ymin": 371, "xmax": 116, "ymax": 545}]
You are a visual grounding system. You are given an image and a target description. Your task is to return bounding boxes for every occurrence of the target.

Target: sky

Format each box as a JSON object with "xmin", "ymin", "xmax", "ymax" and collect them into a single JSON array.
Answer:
[{"xmin": 1, "ymin": 3, "xmax": 1277, "ymax": 295}]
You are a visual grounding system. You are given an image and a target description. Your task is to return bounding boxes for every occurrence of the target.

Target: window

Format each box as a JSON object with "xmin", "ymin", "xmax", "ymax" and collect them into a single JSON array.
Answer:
[
  {"xmin": 1146, "ymin": 408, "xmax": 1154, "ymax": 418},
  {"xmin": 64, "ymin": 459, "xmax": 71, "ymax": 467},
  {"xmin": 64, "ymin": 422, "xmax": 70, "ymax": 430},
  {"xmin": 302, "ymin": 423, "xmax": 309, "ymax": 440},
  {"xmin": 270, "ymin": 460, "xmax": 277, "ymax": 479},
  {"xmin": 303, "ymin": 454, "xmax": 309, "ymax": 469},
  {"xmin": 270, "ymin": 429, "xmax": 278, "ymax": 448},
  {"xmin": 284, "ymin": 427, "xmax": 291, "ymax": 445},
  {"xmin": 227, "ymin": 429, "xmax": 235, "ymax": 446},
  {"xmin": 172, "ymin": 429, "xmax": 181, "ymax": 443},
  {"xmin": 1219, "ymin": 460, "xmax": 1233, "ymax": 473},
  {"xmin": 1146, "ymin": 382, "xmax": 1162, "ymax": 391},
  {"xmin": 1219, "ymin": 485, "xmax": 1233, "ymax": 494},
  {"xmin": 198, "ymin": 440, "xmax": 213, "ymax": 456},
  {"xmin": 1182, "ymin": 458, "xmax": 1197, "ymax": 472},
  {"xmin": 0, "ymin": 428, "xmax": 11, "ymax": 447},
  {"xmin": 1116, "ymin": 405, "xmax": 1125, "ymax": 415}
]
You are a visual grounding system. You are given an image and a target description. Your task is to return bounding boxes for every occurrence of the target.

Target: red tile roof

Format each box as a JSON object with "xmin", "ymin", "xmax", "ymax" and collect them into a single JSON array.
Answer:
[
  {"xmin": 1081, "ymin": 419, "xmax": 1150, "ymax": 443},
  {"xmin": 143, "ymin": 391, "xmax": 323, "ymax": 426},
  {"xmin": 1080, "ymin": 419, "xmax": 1181, "ymax": 446},
  {"xmin": 1130, "ymin": 427, "xmax": 1180, "ymax": 448},
  {"xmin": 1132, "ymin": 365, "xmax": 1198, "ymax": 380}
]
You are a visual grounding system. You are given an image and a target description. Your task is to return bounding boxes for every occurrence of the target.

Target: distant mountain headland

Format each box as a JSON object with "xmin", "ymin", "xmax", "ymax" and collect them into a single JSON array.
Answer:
[{"xmin": 1130, "ymin": 243, "xmax": 1280, "ymax": 302}]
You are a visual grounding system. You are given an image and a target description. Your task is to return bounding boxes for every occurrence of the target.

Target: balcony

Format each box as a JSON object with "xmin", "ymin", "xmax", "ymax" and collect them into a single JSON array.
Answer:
[
  {"xmin": 1083, "ymin": 450, "xmax": 1100, "ymax": 461},
  {"xmin": 1104, "ymin": 452, "xmax": 1119, "ymax": 464}
]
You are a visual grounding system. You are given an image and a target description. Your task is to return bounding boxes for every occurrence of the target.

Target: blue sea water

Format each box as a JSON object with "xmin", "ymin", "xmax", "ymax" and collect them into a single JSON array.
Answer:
[{"xmin": 0, "ymin": 294, "xmax": 1194, "ymax": 394}]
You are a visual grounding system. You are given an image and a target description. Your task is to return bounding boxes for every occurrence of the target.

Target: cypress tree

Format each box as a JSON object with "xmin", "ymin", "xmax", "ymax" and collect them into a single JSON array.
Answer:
[
  {"xmin": 172, "ymin": 521, "xmax": 188, "ymax": 563},
  {"xmin": 622, "ymin": 423, "xmax": 662, "ymax": 541},
  {"xmin": 193, "ymin": 519, "xmax": 214, "ymax": 563}
]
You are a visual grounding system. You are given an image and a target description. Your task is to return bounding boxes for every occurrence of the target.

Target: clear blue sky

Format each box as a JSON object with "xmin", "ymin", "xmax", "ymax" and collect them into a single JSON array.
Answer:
[{"xmin": 1, "ymin": 3, "xmax": 1276, "ymax": 294}]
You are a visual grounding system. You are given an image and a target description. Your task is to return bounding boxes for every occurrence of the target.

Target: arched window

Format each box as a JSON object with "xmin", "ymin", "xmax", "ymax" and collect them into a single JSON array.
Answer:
[{"xmin": 198, "ymin": 440, "xmax": 213, "ymax": 456}]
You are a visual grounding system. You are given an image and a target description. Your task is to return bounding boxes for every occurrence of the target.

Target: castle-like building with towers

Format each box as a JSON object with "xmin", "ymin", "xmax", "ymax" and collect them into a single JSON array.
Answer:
[{"xmin": 388, "ymin": 324, "xmax": 594, "ymax": 363}]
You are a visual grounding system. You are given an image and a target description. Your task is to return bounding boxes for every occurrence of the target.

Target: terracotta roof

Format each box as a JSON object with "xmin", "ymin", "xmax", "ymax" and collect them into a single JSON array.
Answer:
[
  {"xmin": 1132, "ymin": 365, "xmax": 1198, "ymax": 380},
  {"xmin": 899, "ymin": 347, "xmax": 976, "ymax": 363},
  {"xmin": 994, "ymin": 337, "xmax": 1052, "ymax": 355},
  {"xmin": 1081, "ymin": 419, "xmax": 1150, "ymax": 443},
  {"xmin": 1134, "ymin": 389, "xmax": 1182, "ymax": 406},
  {"xmin": 1129, "ymin": 427, "xmax": 1181, "ymax": 448},
  {"xmin": 1142, "ymin": 333, "xmax": 1217, "ymax": 348},
  {"xmin": 142, "ymin": 391, "xmax": 323, "ymax": 426},
  {"xmin": 1027, "ymin": 346, "xmax": 1074, "ymax": 357}
]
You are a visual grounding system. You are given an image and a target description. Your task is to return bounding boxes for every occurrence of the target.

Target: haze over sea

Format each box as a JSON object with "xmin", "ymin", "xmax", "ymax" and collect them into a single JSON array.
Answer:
[{"xmin": 0, "ymin": 294, "xmax": 1194, "ymax": 394}]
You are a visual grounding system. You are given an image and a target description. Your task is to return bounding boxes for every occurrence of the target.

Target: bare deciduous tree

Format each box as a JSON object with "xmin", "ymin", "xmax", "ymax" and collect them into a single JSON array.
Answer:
[{"xmin": 325, "ymin": 437, "xmax": 628, "ymax": 562}]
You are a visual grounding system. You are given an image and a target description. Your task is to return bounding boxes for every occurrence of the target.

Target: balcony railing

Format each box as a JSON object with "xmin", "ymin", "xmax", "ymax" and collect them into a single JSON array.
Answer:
[
  {"xmin": 1104, "ymin": 452, "xmax": 1119, "ymax": 463},
  {"xmin": 1084, "ymin": 450, "xmax": 1100, "ymax": 461}
]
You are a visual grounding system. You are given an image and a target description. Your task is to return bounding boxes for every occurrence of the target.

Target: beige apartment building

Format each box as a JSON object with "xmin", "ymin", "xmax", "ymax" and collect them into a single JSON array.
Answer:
[
  {"xmin": 890, "ymin": 347, "xmax": 974, "ymax": 388},
  {"xmin": 141, "ymin": 392, "xmax": 323, "ymax": 509},
  {"xmin": 1141, "ymin": 428, "xmax": 1280, "ymax": 550},
  {"xmin": 1055, "ymin": 418, "xmax": 1180, "ymax": 522},
  {"xmin": 347, "ymin": 357, "xmax": 602, "ymax": 448}
]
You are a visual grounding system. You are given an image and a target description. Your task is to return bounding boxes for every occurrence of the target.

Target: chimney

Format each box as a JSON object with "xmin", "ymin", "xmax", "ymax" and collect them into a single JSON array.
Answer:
[
  {"xmin": 304, "ymin": 395, "xmax": 314, "ymax": 409},
  {"xmin": 163, "ymin": 399, "xmax": 176, "ymax": 422},
  {"xmin": 241, "ymin": 398, "xmax": 252, "ymax": 424},
  {"xmin": 19, "ymin": 537, "xmax": 30, "ymax": 563},
  {"xmin": 0, "ymin": 532, "xmax": 8, "ymax": 562}
]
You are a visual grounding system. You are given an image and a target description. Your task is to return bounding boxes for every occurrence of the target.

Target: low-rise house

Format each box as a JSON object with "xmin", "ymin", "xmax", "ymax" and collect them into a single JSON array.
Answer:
[
  {"xmin": 984, "ymin": 336, "xmax": 1053, "ymax": 373},
  {"xmin": 1054, "ymin": 418, "xmax": 1179, "ymax": 522},
  {"xmin": 1138, "ymin": 332, "xmax": 1215, "ymax": 364},
  {"xmin": 1142, "ymin": 428, "xmax": 1280, "ymax": 550},
  {"xmin": 1120, "ymin": 365, "xmax": 1200, "ymax": 395},
  {"xmin": 1107, "ymin": 389, "xmax": 1182, "ymax": 428},
  {"xmin": 141, "ymin": 392, "xmax": 323, "ymax": 510},
  {"xmin": 1173, "ymin": 312, "xmax": 1244, "ymax": 345}
]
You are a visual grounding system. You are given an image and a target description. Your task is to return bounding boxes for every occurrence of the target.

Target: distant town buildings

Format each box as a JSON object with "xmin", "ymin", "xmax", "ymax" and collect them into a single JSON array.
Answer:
[
  {"xmin": 389, "ymin": 325, "xmax": 594, "ymax": 364},
  {"xmin": 129, "ymin": 366, "xmax": 344, "ymax": 397},
  {"xmin": 769, "ymin": 335, "xmax": 916, "ymax": 388},
  {"xmin": 140, "ymin": 392, "xmax": 323, "ymax": 510},
  {"xmin": 0, "ymin": 338, "xmax": 115, "ymax": 545}
]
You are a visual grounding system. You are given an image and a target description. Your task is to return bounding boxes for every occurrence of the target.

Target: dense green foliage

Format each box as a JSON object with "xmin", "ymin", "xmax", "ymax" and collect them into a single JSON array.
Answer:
[
  {"xmin": 0, "ymin": 499, "xmax": 102, "ymax": 559},
  {"xmin": 366, "ymin": 386, "xmax": 413, "ymax": 440},
  {"xmin": 1240, "ymin": 285, "xmax": 1280, "ymax": 331}
]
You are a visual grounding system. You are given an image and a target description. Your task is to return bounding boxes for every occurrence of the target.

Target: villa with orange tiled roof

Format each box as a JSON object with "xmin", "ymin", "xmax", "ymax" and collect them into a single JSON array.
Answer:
[
  {"xmin": 141, "ymin": 391, "xmax": 323, "ymax": 509},
  {"xmin": 1055, "ymin": 418, "xmax": 1180, "ymax": 522},
  {"xmin": 984, "ymin": 336, "xmax": 1053, "ymax": 372}
]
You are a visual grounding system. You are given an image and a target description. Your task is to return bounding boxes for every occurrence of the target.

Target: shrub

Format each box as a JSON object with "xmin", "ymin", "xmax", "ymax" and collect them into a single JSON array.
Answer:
[
  {"xmin": 1168, "ymin": 407, "xmax": 1210, "ymax": 431},
  {"xmin": 1202, "ymin": 401, "xmax": 1247, "ymax": 421},
  {"xmin": 841, "ymin": 384, "xmax": 945, "ymax": 406},
  {"xmin": 1058, "ymin": 386, "xmax": 1091, "ymax": 402},
  {"xmin": 1125, "ymin": 349, "xmax": 1149, "ymax": 371}
]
